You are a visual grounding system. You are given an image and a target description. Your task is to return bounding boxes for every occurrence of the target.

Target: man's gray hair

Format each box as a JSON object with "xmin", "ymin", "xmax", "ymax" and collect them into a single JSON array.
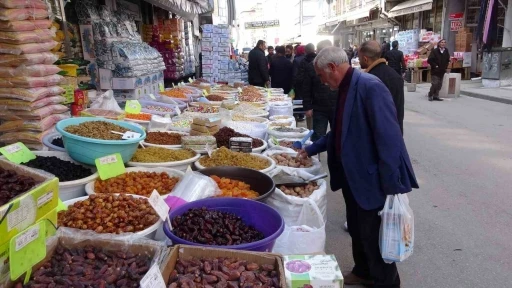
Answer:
[{"xmin": 313, "ymin": 46, "xmax": 349, "ymax": 70}]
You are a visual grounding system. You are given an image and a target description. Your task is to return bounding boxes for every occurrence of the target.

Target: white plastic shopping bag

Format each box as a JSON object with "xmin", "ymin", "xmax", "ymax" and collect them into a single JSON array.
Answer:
[
  {"xmin": 379, "ymin": 194, "xmax": 414, "ymax": 263},
  {"xmin": 272, "ymin": 199, "xmax": 326, "ymax": 254},
  {"xmin": 439, "ymin": 73, "xmax": 461, "ymax": 98}
]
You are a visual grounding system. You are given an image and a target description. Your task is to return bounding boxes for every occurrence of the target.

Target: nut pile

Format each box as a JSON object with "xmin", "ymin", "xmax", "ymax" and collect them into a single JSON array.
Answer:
[
  {"xmin": 211, "ymin": 175, "xmax": 260, "ymax": 199},
  {"xmin": 94, "ymin": 171, "xmax": 180, "ymax": 197},
  {"xmin": 25, "ymin": 245, "xmax": 152, "ymax": 287},
  {"xmin": 275, "ymin": 140, "xmax": 308, "ymax": 152},
  {"xmin": 145, "ymin": 131, "xmax": 182, "ymax": 145},
  {"xmin": 272, "ymin": 127, "xmax": 307, "ymax": 133},
  {"xmin": 58, "ymin": 194, "xmax": 159, "ymax": 234},
  {"xmin": 23, "ymin": 156, "xmax": 93, "ymax": 182},
  {"xmin": 0, "ymin": 168, "xmax": 38, "ymax": 206},
  {"xmin": 171, "ymin": 207, "xmax": 264, "ymax": 245},
  {"xmin": 64, "ymin": 121, "xmax": 129, "ymax": 140},
  {"xmin": 279, "ymin": 181, "xmax": 320, "ymax": 198},
  {"xmin": 214, "ymin": 127, "xmax": 263, "ymax": 149},
  {"xmin": 270, "ymin": 153, "xmax": 313, "ymax": 168},
  {"xmin": 168, "ymin": 257, "xmax": 280, "ymax": 288},
  {"xmin": 199, "ymin": 147, "xmax": 270, "ymax": 171},
  {"xmin": 130, "ymin": 147, "xmax": 196, "ymax": 163}
]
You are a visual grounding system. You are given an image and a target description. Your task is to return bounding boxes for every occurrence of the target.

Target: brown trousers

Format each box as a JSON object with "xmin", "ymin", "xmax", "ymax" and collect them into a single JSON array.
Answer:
[{"xmin": 429, "ymin": 74, "xmax": 443, "ymax": 97}]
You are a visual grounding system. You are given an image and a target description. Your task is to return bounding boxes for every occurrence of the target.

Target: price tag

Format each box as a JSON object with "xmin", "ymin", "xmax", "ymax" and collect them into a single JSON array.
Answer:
[
  {"xmin": 148, "ymin": 190, "xmax": 170, "ymax": 221},
  {"xmin": 0, "ymin": 142, "xmax": 36, "ymax": 164},
  {"xmin": 186, "ymin": 165, "xmax": 193, "ymax": 173},
  {"xmin": 95, "ymin": 153, "xmax": 126, "ymax": 180},
  {"xmin": 148, "ymin": 93, "xmax": 156, "ymax": 100},
  {"xmin": 202, "ymin": 89, "xmax": 208, "ymax": 96},
  {"xmin": 205, "ymin": 142, "xmax": 214, "ymax": 157},
  {"xmin": 140, "ymin": 263, "xmax": 166, "ymax": 288},
  {"xmin": 10, "ymin": 221, "xmax": 46, "ymax": 282},
  {"xmin": 237, "ymin": 87, "xmax": 242, "ymax": 93},
  {"xmin": 125, "ymin": 100, "xmax": 141, "ymax": 114},
  {"xmin": 160, "ymin": 83, "xmax": 165, "ymax": 91},
  {"xmin": 188, "ymin": 78, "xmax": 193, "ymax": 83},
  {"xmin": 122, "ymin": 131, "xmax": 142, "ymax": 140}
]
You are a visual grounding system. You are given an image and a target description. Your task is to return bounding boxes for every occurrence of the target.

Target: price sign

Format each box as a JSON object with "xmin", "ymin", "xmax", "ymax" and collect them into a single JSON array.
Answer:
[
  {"xmin": 148, "ymin": 190, "xmax": 170, "ymax": 221},
  {"xmin": 202, "ymin": 89, "xmax": 208, "ymax": 96},
  {"xmin": 148, "ymin": 93, "xmax": 156, "ymax": 100},
  {"xmin": 140, "ymin": 263, "xmax": 166, "ymax": 288},
  {"xmin": 0, "ymin": 142, "xmax": 36, "ymax": 164},
  {"xmin": 121, "ymin": 131, "xmax": 142, "ymax": 140},
  {"xmin": 10, "ymin": 221, "xmax": 46, "ymax": 282},
  {"xmin": 125, "ymin": 100, "xmax": 141, "ymax": 114},
  {"xmin": 237, "ymin": 87, "xmax": 242, "ymax": 93},
  {"xmin": 95, "ymin": 153, "xmax": 126, "ymax": 180}
]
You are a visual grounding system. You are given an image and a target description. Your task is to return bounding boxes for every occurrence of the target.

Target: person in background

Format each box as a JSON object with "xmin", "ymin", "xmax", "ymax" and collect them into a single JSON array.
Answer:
[
  {"xmin": 381, "ymin": 41, "xmax": 390, "ymax": 58},
  {"xmin": 385, "ymin": 41, "xmax": 406, "ymax": 77},
  {"xmin": 267, "ymin": 46, "xmax": 275, "ymax": 66},
  {"xmin": 352, "ymin": 44, "xmax": 359, "ymax": 58},
  {"xmin": 269, "ymin": 46, "xmax": 293, "ymax": 94},
  {"xmin": 427, "ymin": 39, "xmax": 450, "ymax": 101},
  {"xmin": 285, "ymin": 44, "xmax": 294, "ymax": 62},
  {"xmin": 300, "ymin": 41, "xmax": 337, "ymax": 140},
  {"xmin": 359, "ymin": 40, "xmax": 404, "ymax": 134},
  {"xmin": 248, "ymin": 40, "xmax": 269, "ymax": 87},
  {"xmin": 299, "ymin": 46, "xmax": 418, "ymax": 288},
  {"xmin": 292, "ymin": 45, "xmax": 306, "ymax": 78}
]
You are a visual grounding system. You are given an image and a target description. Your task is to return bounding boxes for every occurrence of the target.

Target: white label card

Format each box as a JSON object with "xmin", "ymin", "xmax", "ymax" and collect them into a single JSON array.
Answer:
[
  {"xmin": 149, "ymin": 94, "xmax": 156, "ymax": 100},
  {"xmin": 122, "ymin": 131, "xmax": 142, "ymax": 140},
  {"xmin": 140, "ymin": 263, "xmax": 166, "ymax": 288},
  {"xmin": 99, "ymin": 155, "xmax": 117, "ymax": 165},
  {"xmin": 148, "ymin": 190, "xmax": 170, "ymax": 221},
  {"xmin": 205, "ymin": 143, "xmax": 213, "ymax": 157},
  {"xmin": 15, "ymin": 225, "xmax": 39, "ymax": 251},
  {"xmin": 4, "ymin": 143, "xmax": 21, "ymax": 154}
]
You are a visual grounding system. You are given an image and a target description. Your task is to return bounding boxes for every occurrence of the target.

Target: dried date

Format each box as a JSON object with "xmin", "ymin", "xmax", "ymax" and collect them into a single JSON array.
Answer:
[{"xmin": 0, "ymin": 167, "xmax": 39, "ymax": 206}]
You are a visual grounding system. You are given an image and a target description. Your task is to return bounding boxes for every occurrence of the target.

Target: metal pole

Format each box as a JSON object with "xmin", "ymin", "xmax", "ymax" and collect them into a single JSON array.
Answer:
[{"xmin": 299, "ymin": 0, "xmax": 303, "ymax": 38}]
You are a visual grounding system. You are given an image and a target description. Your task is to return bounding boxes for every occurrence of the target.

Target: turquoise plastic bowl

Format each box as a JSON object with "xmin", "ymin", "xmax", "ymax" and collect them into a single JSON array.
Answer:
[{"xmin": 55, "ymin": 117, "xmax": 146, "ymax": 165}]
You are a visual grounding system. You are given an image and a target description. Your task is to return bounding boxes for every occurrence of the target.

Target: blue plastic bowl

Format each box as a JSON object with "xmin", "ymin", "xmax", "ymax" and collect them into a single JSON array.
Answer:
[
  {"xmin": 163, "ymin": 198, "xmax": 284, "ymax": 252},
  {"xmin": 42, "ymin": 132, "xmax": 66, "ymax": 152},
  {"xmin": 55, "ymin": 117, "xmax": 146, "ymax": 165}
]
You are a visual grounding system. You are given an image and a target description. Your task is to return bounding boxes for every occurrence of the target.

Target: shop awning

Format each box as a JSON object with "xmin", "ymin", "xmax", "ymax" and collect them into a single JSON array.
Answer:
[
  {"xmin": 146, "ymin": 0, "xmax": 212, "ymax": 20},
  {"xmin": 388, "ymin": 0, "xmax": 433, "ymax": 17},
  {"xmin": 343, "ymin": 6, "xmax": 378, "ymax": 22}
]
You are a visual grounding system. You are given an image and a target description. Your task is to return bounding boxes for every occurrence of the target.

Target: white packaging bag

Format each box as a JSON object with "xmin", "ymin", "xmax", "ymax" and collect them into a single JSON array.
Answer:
[
  {"xmin": 379, "ymin": 194, "xmax": 414, "ymax": 263},
  {"xmin": 272, "ymin": 199, "xmax": 326, "ymax": 254},
  {"xmin": 439, "ymin": 73, "xmax": 461, "ymax": 98},
  {"xmin": 90, "ymin": 90, "xmax": 122, "ymax": 112}
]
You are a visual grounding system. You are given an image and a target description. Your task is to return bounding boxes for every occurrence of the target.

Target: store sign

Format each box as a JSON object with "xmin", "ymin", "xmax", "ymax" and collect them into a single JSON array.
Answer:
[
  {"xmin": 245, "ymin": 20, "xmax": 280, "ymax": 30},
  {"xmin": 450, "ymin": 20, "xmax": 463, "ymax": 31},
  {"xmin": 388, "ymin": 2, "xmax": 433, "ymax": 17},
  {"xmin": 450, "ymin": 12, "xmax": 464, "ymax": 20}
]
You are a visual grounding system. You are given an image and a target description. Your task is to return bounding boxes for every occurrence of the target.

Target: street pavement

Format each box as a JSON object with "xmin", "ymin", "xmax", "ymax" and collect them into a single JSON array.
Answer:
[{"xmin": 315, "ymin": 84, "xmax": 512, "ymax": 287}]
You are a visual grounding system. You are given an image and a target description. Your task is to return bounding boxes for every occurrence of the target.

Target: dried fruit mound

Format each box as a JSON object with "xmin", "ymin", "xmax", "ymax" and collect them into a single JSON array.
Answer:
[
  {"xmin": 64, "ymin": 121, "xmax": 129, "ymax": 140},
  {"xmin": 0, "ymin": 167, "xmax": 38, "ymax": 206},
  {"xmin": 23, "ymin": 156, "xmax": 93, "ymax": 182},
  {"xmin": 213, "ymin": 127, "xmax": 263, "ymax": 148}
]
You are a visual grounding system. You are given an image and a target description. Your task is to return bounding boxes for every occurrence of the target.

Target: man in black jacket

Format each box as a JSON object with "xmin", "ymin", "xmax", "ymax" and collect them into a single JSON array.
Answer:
[
  {"xmin": 359, "ymin": 40, "xmax": 404, "ymax": 134},
  {"xmin": 385, "ymin": 41, "xmax": 406, "ymax": 77},
  {"xmin": 269, "ymin": 46, "xmax": 293, "ymax": 94},
  {"xmin": 248, "ymin": 40, "xmax": 269, "ymax": 87},
  {"xmin": 267, "ymin": 46, "xmax": 275, "ymax": 66},
  {"xmin": 300, "ymin": 41, "xmax": 338, "ymax": 141},
  {"xmin": 427, "ymin": 39, "xmax": 450, "ymax": 101}
]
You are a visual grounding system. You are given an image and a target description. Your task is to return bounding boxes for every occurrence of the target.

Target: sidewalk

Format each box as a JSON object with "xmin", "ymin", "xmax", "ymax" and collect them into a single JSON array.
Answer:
[{"xmin": 459, "ymin": 79, "xmax": 512, "ymax": 105}]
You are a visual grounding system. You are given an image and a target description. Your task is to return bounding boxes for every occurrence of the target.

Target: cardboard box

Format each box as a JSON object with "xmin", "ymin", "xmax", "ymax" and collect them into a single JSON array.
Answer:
[
  {"xmin": 112, "ymin": 76, "xmax": 144, "ymax": 89},
  {"xmin": 0, "ymin": 160, "xmax": 58, "ymax": 246},
  {"xmin": 452, "ymin": 60, "xmax": 463, "ymax": 69},
  {"xmin": 190, "ymin": 123, "xmax": 220, "ymax": 133},
  {"xmin": 283, "ymin": 255, "xmax": 343, "ymax": 288},
  {"xmin": 161, "ymin": 245, "xmax": 286, "ymax": 288}
]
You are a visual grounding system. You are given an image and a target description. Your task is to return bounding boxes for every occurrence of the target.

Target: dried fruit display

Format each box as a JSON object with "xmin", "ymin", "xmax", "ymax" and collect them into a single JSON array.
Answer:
[
  {"xmin": 278, "ymin": 181, "xmax": 320, "ymax": 198},
  {"xmin": 145, "ymin": 131, "xmax": 183, "ymax": 145},
  {"xmin": 213, "ymin": 127, "xmax": 263, "ymax": 149},
  {"xmin": 93, "ymin": 171, "xmax": 180, "ymax": 197},
  {"xmin": 25, "ymin": 245, "xmax": 152, "ymax": 287},
  {"xmin": 210, "ymin": 175, "xmax": 259, "ymax": 199},
  {"xmin": 168, "ymin": 257, "xmax": 280, "ymax": 288},
  {"xmin": 198, "ymin": 147, "xmax": 270, "ymax": 171},
  {"xmin": 0, "ymin": 167, "xmax": 38, "ymax": 206},
  {"xmin": 23, "ymin": 156, "xmax": 93, "ymax": 182},
  {"xmin": 270, "ymin": 153, "xmax": 313, "ymax": 168},
  {"xmin": 171, "ymin": 207, "xmax": 264, "ymax": 246},
  {"xmin": 63, "ymin": 121, "xmax": 129, "ymax": 140}
]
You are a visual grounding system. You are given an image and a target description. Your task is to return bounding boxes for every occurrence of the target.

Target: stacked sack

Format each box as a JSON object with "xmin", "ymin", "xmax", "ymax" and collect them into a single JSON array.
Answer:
[{"xmin": 0, "ymin": 0, "xmax": 68, "ymax": 150}]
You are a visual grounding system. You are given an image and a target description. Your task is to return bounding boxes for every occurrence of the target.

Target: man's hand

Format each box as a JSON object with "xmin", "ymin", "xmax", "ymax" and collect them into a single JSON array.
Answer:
[
  {"xmin": 305, "ymin": 110, "xmax": 313, "ymax": 118},
  {"xmin": 297, "ymin": 149, "xmax": 309, "ymax": 159}
]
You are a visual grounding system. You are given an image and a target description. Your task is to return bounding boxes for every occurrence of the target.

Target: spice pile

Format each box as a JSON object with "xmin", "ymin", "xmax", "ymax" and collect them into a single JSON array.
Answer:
[
  {"xmin": 23, "ymin": 156, "xmax": 93, "ymax": 182},
  {"xmin": 168, "ymin": 257, "xmax": 279, "ymax": 288},
  {"xmin": 0, "ymin": 167, "xmax": 39, "ymax": 206},
  {"xmin": 199, "ymin": 147, "xmax": 270, "ymax": 170},
  {"xmin": 278, "ymin": 181, "xmax": 320, "ymax": 198},
  {"xmin": 171, "ymin": 207, "xmax": 264, "ymax": 245},
  {"xmin": 145, "ymin": 131, "xmax": 182, "ymax": 145},
  {"xmin": 270, "ymin": 153, "xmax": 313, "ymax": 168},
  {"xmin": 130, "ymin": 147, "xmax": 196, "ymax": 163},
  {"xmin": 213, "ymin": 127, "xmax": 263, "ymax": 148},
  {"xmin": 210, "ymin": 175, "xmax": 260, "ymax": 199},
  {"xmin": 64, "ymin": 121, "xmax": 129, "ymax": 140},
  {"xmin": 94, "ymin": 171, "xmax": 180, "ymax": 197},
  {"xmin": 58, "ymin": 194, "xmax": 159, "ymax": 234},
  {"xmin": 26, "ymin": 245, "xmax": 152, "ymax": 287},
  {"xmin": 125, "ymin": 113, "xmax": 152, "ymax": 121}
]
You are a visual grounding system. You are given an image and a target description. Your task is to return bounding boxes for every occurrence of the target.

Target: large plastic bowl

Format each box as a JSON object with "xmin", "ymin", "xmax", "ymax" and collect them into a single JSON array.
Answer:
[
  {"xmin": 198, "ymin": 167, "xmax": 275, "ymax": 201},
  {"xmin": 55, "ymin": 118, "xmax": 146, "ymax": 165},
  {"xmin": 163, "ymin": 198, "xmax": 284, "ymax": 252}
]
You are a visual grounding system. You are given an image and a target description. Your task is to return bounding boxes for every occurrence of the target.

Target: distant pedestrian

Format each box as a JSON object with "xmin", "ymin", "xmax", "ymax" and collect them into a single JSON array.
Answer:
[
  {"xmin": 267, "ymin": 46, "xmax": 275, "ymax": 66},
  {"xmin": 360, "ymin": 40, "xmax": 405, "ymax": 134},
  {"xmin": 248, "ymin": 40, "xmax": 269, "ymax": 87},
  {"xmin": 292, "ymin": 45, "xmax": 306, "ymax": 78},
  {"xmin": 269, "ymin": 46, "xmax": 293, "ymax": 94},
  {"xmin": 285, "ymin": 44, "xmax": 294, "ymax": 62},
  {"xmin": 427, "ymin": 39, "xmax": 450, "ymax": 101},
  {"xmin": 385, "ymin": 41, "xmax": 406, "ymax": 77}
]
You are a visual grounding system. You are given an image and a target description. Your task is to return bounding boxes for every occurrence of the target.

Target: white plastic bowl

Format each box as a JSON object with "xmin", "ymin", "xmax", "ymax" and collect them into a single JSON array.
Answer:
[
  {"xmin": 141, "ymin": 131, "xmax": 189, "ymax": 149},
  {"xmin": 252, "ymin": 138, "xmax": 268, "ymax": 153},
  {"xmin": 30, "ymin": 151, "xmax": 98, "ymax": 201},
  {"xmin": 127, "ymin": 151, "xmax": 201, "ymax": 171},
  {"xmin": 124, "ymin": 118, "xmax": 150, "ymax": 130},
  {"xmin": 194, "ymin": 153, "xmax": 276, "ymax": 174},
  {"xmin": 85, "ymin": 167, "xmax": 185, "ymax": 197},
  {"xmin": 63, "ymin": 195, "xmax": 162, "ymax": 239}
]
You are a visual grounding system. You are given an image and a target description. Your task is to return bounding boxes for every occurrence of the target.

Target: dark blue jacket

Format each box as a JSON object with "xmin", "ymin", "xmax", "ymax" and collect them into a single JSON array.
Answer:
[
  {"xmin": 305, "ymin": 69, "xmax": 418, "ymax": 210},
  {"xmin": 269, "ymin": 55, "xmax": 293, "ymax": 94}
]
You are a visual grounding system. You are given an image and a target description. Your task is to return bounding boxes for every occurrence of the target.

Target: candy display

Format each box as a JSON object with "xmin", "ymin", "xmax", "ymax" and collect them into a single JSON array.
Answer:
[
  {"xmin": 23, "ymin": 156, "xmax": 93, "ymax": 181},
  {"xmin": 64, "ymin": 121, "xmax": 129, "ymax": 140},
  {"xmin": 58, "ymin": 194, "xmax": 159, "ymax": 233},
  {"xmin": 130, "ymin": 147, "xmax": 196, "ymax": 163},
  {"xmin": 211, "ymin": 175, "xmax": 260, "ymax": 199},
  {"xmin": 93, "ymin": 171, "xmax": 180, "ymax": 196},
  {"xmin": 199, "ymin": 147, "xmax": 271, "ymax": 170},
  {"xmin": 0, "ymin": 167, "xmax": 39, "ymax": 205},
  {"xmin": 171, "ymin": 207, "xmax": 265, "ymax": 245}
]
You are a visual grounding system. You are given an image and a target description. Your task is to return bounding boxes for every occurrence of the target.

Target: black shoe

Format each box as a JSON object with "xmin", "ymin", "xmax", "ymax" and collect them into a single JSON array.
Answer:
[
  {"xmin": 433, "ymin": 97, "xmax": 443, "ymax": 101},
  {"xmin": 428, "ymin": 96, "xmax": 433, "ymax": 101}
]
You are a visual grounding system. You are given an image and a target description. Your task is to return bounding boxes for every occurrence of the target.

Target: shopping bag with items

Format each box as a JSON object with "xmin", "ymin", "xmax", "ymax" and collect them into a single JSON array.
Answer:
[{"xmin": 379, "ymin": 194, "xmax": 414, "ymax": 263}]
